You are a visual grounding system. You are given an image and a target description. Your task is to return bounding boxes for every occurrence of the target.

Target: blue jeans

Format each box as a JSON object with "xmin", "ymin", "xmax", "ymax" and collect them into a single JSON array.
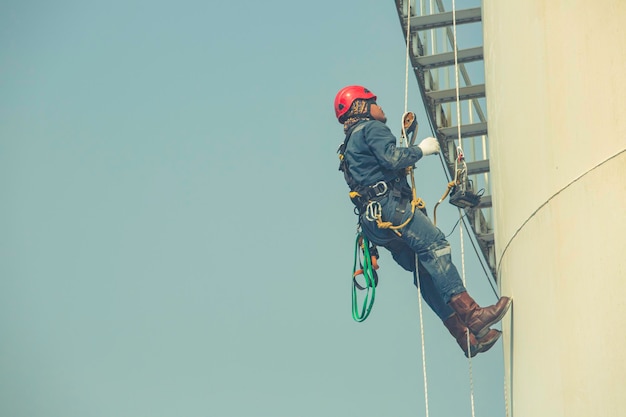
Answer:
[{"xmin": 360, "ymin": 194, "xmax": 467, "ymax": 321}]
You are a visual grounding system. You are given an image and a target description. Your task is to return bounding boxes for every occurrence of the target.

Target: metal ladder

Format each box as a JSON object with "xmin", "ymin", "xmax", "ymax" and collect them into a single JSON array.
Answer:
[{"xmin": 394, "ymin": 0, "xmax": 497, "ymax": 282}]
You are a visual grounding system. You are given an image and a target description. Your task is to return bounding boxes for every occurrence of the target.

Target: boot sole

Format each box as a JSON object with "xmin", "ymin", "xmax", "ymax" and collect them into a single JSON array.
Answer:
[
  {"xmin": 466, "ymin": 330, "xmax": 502, "ymax": 358},
  {"xmin": 474, "ymin": 330, "xmax": 502, "ymax": 356}
]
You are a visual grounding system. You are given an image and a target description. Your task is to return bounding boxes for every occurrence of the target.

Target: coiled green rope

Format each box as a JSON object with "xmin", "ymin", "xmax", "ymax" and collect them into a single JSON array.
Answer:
[{"xmin": 352, "ymin": 233, "xmax": 377, "ymax": 322}]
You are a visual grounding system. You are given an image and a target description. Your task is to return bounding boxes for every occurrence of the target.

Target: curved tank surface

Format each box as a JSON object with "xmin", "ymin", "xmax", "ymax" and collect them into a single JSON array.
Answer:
[{"xmin": 483, "ymin": 2, "xmax": 626, "ymax": 416}]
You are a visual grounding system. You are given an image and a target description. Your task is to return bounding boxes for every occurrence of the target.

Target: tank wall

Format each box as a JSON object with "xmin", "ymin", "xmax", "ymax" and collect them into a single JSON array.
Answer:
[{"xmin": 482, "ymin": 1, "xmax": 626, "ymax": 416}]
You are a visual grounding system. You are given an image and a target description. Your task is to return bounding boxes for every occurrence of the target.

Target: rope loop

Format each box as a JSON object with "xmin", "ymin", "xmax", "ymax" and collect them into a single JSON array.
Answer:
[{"xmin": 351, "ymin": 232, "xmax": 377, "ymax": 322}]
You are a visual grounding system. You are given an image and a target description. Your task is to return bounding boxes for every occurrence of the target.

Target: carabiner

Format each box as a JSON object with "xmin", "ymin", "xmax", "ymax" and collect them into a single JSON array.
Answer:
[{"xmin": 365, "ymin": 201, "xmax": 382, "ymax": 221}]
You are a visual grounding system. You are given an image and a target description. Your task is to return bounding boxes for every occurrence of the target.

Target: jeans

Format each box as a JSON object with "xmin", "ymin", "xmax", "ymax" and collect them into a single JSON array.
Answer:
[{"xmin": 360, "ymin": 193, "xmax": 467, "ymax": 321}]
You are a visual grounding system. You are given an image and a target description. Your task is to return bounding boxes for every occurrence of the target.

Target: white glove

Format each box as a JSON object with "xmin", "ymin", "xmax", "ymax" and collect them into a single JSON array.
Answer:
[{"xmin": 417, "ymin": 137, "xmax": 440, "ymax": 156}]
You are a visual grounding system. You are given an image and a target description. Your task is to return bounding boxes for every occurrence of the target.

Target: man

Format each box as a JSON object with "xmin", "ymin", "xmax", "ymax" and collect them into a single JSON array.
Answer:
[{"xmin": 334, "ymin": 85, "xmax": 511, "ymax": 357}]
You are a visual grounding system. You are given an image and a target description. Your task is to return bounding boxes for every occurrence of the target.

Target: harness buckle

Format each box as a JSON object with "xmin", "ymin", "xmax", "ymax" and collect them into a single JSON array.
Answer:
[
  {"xmin": 365, "ymin": 201, "xmax": 382, "ymax": 221},
  {"xmin": 372, "ymin": 181, "xmax": 388, "ymax": 197}
]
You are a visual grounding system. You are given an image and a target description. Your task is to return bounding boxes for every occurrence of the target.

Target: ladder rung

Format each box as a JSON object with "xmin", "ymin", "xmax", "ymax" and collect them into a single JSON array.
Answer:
[
  {"xmin": 477, "ymin": 232, "xmax": 494, "ymax": 243},
  {"xmin": 414, "ymin": 46, "xmax": 483, "ymax": 69},
  {"xmin": 439, "ymin": 122, "xmax": 488, "ymax": 140},
  {"xmin": 409, "ymin": 8, "xmax": 482, "ymax": 32},
  {"xmin": 466, "ymin": 159, "xmax": 490, "ymax": 175},
  {"xmin": 476, "ymin": 195, "xmax": 492, "ymax": 208},
  {"xmin": 426, "ymin": 84, "xmax": 485, "ymax": 104}
]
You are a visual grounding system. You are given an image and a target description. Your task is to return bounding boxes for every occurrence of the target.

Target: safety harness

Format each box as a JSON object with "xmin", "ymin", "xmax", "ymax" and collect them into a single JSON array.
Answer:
[
  {"xmin": 338, "ymin": 115, "xmax": 425, "ymax": 232},
  {"xmin": 337, "ymin": 122, "xmax": 397, "ymax": 213},
  {"xmin": 338, "ymin": 114, "xmax": 425, "ymax": 322}
]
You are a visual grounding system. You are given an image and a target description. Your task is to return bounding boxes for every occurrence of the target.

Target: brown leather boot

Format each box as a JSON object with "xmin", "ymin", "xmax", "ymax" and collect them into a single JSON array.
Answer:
[
  {"xmin": 443, "ymin": 314, "xmax": 502, "ymax": 358},
  {"xmin": 448, "ymin": 292, "xmax": 512, "ymax": 338}
]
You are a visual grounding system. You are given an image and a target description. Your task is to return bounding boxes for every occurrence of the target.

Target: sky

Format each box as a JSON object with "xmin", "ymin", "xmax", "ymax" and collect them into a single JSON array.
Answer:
[{"xmin": 0, "ymin": 1, "xmax": 508, "ymax": 416}]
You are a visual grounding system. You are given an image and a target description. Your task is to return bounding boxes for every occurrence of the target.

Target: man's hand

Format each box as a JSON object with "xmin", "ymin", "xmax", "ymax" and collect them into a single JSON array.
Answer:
[{"xmin": 418, "ymin": 137, "xmax": 440, "ymax": 156}]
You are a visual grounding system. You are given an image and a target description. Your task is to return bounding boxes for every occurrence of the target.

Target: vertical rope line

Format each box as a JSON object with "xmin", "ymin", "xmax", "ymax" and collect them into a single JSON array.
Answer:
[
  {"xmin": 459, "ymin": 215, "xmax": 476, "ymax": 417},
  {"xmin": 403, "ymin": 0, "xmax": 411, "ymax": 116},
  {"xmin": 414, "ymin": 261, "xmax": 430, "ymax": 417},
  {"xmin": 452, "ymin": 2, "xmax": 475, "ymax": 417},
  {"xmin": 452, "ymin": 0, "xmax": 463, "ymax": 153},
  {"xmin": 459, "ymin": 212, "xmax": 467, "ymax": 287},
  {"xmin": 400, "ymin": 0, "xmax": 413, "ymax": 148},
  {"xmin": 404, "ymin": 3, "xmax": 429, "ymax": 417},
  {"xmin": 504, "ymin": 310, "xmax": 514, "ymax": 417},
  {"xmin": 504, "ymin": 370, "xmax": 511, "ymax": 417}
]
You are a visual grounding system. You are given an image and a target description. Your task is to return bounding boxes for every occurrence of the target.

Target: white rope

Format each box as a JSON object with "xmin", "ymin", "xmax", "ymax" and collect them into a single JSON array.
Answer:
[
  {"xmin": 400, "ymin": 0, "xmax": 413, "ymax": 148},
  {"xmin": 503, "ymin": 302, "xmax": 515, "ymax": 417},
  {"xmin": 402, "ymin": 3, "xmax": 430, "ymax": 417},
  {"xmin": 403, "ymin": 0, "xmax": 411, "ymax": 116},
  {"xmin": 451, "ymin": 0, "xmax": 463, "ymax": 154},
  {"xmin": 504, "ymin": 368, "xmax": 511, "ymax": 417},
  {"xmin": 415, "ymin": 261, "xmax": 430, "ymax": 417},
  {"xmin": 451, "ymin": 2, "xmax": 476, "ymax": 417},
  {"xmin": 459, "ymin": 213, "xmax": 476, "ymax": 417}
]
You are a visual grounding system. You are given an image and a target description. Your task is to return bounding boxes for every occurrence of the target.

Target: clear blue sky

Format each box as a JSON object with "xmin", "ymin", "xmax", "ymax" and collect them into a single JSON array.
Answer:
[{"xmin": 1, "ymin": 1, "xmax": 507, "ymax": 416}]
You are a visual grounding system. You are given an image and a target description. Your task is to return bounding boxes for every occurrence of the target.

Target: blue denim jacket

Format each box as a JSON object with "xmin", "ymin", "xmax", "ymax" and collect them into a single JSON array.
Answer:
[
  {"xmin": 344, "ymin": 118, "xmax": 423, "ymax": 255},
  {"xmin": 344, "ymin": 119, "xmax": 424, "ymax": 187}
]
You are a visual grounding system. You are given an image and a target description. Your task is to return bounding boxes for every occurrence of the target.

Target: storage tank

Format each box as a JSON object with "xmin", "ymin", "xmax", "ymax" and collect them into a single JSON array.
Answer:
[{"xmin": 483, "ymin": 2, "xmax": 626, "ymax": 416}]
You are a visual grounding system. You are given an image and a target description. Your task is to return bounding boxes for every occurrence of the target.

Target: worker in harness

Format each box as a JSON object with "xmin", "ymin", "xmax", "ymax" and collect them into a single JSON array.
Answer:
[{"xmin": 334, "ymin": 85, "xmax": 511, "ymax": 357}]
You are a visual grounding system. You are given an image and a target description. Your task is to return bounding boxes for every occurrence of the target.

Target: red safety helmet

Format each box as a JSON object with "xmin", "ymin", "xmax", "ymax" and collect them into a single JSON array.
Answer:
[{"xmin": 334, "ymin": 85, "xmax": 377, "ymax": 123}]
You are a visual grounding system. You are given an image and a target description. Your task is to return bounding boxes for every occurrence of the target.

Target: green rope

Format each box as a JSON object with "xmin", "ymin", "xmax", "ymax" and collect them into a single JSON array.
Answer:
[{"xmin": 352, "ymin": 233, "xmax": 376, "ymax": 322}]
